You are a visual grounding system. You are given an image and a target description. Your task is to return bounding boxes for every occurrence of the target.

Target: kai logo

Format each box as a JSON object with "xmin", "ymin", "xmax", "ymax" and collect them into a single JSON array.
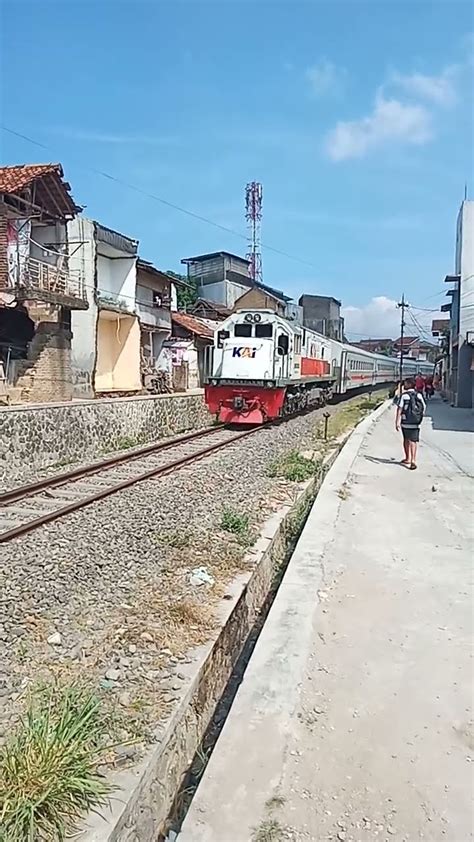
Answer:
[{"xmin": 232, "ymin": 346, "xmax": 257, "ymax": 359}]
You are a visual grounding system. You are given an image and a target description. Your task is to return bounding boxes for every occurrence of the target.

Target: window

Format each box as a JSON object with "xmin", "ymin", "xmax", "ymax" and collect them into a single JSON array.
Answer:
[
  {"xmin": 217, "ymin": 329, "xmax": 230, "ymax": 348},
  {"xmin": 294, "ymin": 334, "xmax": 302, "ymax": 354},
  {"xmin": 302, "ymin": 329, "xmax": 306, "ymax": 346},
  {"xmin": 321, "ymin": 346, "xmax": 325, "ymax": 358},
  {"xmin": 152, "ymin": 291, "xmax": 162, "ymax": 307},
  {"xmin": 255, "ymin": 323, "xmax": 273, "ymax": 339},
  {"xmin": 277, "ymin": 334, "xmax": 289, "ymax": 355},
  {"xmin": 235, "ymin": 323, "xmax": 252, "ymax": 337}
]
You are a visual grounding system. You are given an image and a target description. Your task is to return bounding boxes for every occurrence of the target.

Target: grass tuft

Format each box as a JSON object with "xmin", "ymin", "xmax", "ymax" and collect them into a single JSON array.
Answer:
[
  {"xmin": 220, "ymin": 508, "xmax": 250, "ymax": 537},
  {"xmin": 252, "ymin": 818, "xmax": 285, "ymax": 841},
  {"xmin": 268, "ymin": 449, "xmax": 317, "ymax": 482},
  {"xmin": 0, "ymin": 684, "xmax": 112, "ymax": 841}
]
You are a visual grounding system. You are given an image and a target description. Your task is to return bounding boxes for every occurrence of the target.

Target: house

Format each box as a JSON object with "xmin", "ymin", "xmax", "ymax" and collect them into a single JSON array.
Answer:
[
  {"xmin": 393, "ymin": 335, "xmax": 438, "ymax": 362},
  {"xmin": 298, "ymin": 295, "xmax": 344, "ymax": 341},
  {"xmin": 431, "ymin": 319, "xmax": 449, "ymax": 338},
  {"xmin": 169, "ymin": 311, "xmax": 216, "ymax": 391},
  {"xmin": 0, "ymin": 163, "xmax": 87, "ymax": 403},
  {"xmin": 352, "ymin": 338, "xmax": 394, "ymax": 354},
  {"xmin": 136, "ymin": 259, "xmax": 181, "ymax": 368},
  {"xmin": 441, "ymin": 200, "xmax": 474, "ymax": 407},
  {"xmin": 181, "ymin": 251, "xmax": 252, "ymax": 309},
  {"xmin": 68, "ymin": 217, "xmax": 141, "ymax": 396},
  {"xmin": 190, "ymin": 298, "xmax": 231, "ymax": 321},
  {"xmin": 233, "ymin": 282, "xmax": 291, "ymax": 317}
]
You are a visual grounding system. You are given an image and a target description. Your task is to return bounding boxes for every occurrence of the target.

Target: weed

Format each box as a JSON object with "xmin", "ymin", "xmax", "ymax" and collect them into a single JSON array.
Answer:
[
  {"xmin": 220, "ymin": 507, "xmax": 250, "ymax": 536},
  {"xmin": 265, "ymin": 794, "xmax": 286, "ymax": 810},
  {"xmin": 337, "ymin": 482, "xmax": 350, "ymax": 500},
  {"xmin": 252, "ymin": 818, "xmax": 285, "ymax": 841},
  {"xmin": 0, "ymin": 684, "xmax": 112, "ymax": 842},
  {"xmin": 51, "ymin": 457, "xmax": 75, "ymax": 470},
  {"xmin": 156, "ymin": 530, "xmax": 191, "ymax": 549},
  {"xmin": 268, "ymin": 450, "xmax": 316, "ymax": 482},
  {"xmin": 102, "ymin": 434, "xmax": 146, "ymax": 455}
]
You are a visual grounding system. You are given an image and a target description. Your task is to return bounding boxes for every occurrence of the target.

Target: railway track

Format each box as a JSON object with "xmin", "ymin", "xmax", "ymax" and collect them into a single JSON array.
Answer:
[{"xmin": 0, "ymin": 425, "xmax": 258, "ymax": 543}]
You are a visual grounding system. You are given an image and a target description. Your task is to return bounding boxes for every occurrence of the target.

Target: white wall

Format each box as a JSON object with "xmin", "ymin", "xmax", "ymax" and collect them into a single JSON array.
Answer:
[
  {"xmin": 68, "ymin": 217, "xmax": 98, "ymax": 397},
  {"xmin": 198, "ymin": 279, "xmax": 248, "ymax": 308},
  {"xmin": 96, "ymin": 250, "xmax": 136, "ymax": 312},
  {"xmin": 30, "ymin": 222, "xmax": 67, "ymax": 266}
]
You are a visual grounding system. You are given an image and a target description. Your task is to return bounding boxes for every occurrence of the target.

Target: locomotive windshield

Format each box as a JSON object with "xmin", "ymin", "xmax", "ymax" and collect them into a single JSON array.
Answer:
[
  {"xmin": 255, "ymin": 324, "xmax": 272, "ymax": 338},
  {"xmin": 233, "ymin": 323, "xmax": 273, "ymax": 338}
]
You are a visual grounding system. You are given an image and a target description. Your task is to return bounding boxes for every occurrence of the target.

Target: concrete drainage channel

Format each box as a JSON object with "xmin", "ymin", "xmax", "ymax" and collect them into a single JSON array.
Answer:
[{"xmin": 81, "ymin": 426, "xmax": 359, "ymax": 842}]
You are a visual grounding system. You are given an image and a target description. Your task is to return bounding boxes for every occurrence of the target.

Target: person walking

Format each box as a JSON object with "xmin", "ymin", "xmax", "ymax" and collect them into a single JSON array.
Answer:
[
  {"xmin": 415, "ymin": 372, "xmax": 425, "ymax": 397},
  {"xmin": 396, "ymin": 377, "xmax": 426, "ymax": 470}
]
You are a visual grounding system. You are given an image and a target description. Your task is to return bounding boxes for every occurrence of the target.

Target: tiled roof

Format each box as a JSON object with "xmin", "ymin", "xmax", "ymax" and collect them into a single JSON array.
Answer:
[
  {"xmin": 394, "ymin": 335, "xmax": 419, "ymax": 347},
  {"xmin": 0, "ymin": 163, "xmax": 80, "ymax": 216},
  {"xmin": 172, "ymin": 311, "xmax": 214, "ymax": 339},
  {"xmin": 0, "ymin": 164, "xmax": 63, "ymax": 193}
]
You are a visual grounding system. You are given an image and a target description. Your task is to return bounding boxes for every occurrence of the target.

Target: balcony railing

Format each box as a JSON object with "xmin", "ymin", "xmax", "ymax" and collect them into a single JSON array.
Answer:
[
  {"xmin": 6, "ymin": 257, "xmax": 88, "ymax": 310},
  {"xmin": 136, "ymin": 299, "xmax": 171, "ymax": 330}
]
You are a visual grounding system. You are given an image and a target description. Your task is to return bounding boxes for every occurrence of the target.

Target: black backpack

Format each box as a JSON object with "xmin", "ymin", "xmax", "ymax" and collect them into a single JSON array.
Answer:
[{"xmin": 404, "ymin": 391, "xmax": 424, "ymax": 426}]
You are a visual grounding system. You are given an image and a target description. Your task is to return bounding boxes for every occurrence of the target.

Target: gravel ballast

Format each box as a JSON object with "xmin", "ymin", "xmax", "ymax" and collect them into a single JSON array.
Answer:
[{"xmin": 0, "ymin": 397, "xmax": 381, "ymax": 753}]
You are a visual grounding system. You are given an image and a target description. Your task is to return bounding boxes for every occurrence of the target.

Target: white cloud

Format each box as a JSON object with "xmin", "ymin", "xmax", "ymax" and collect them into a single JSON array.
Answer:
[
  {"xmin": 326, "ymin": 93, "xmax": 432, "ymax": 161},
  {"xmin": 342, "ymin": 296, "xmax": 401, "ymax": 339},
  {"xmin": 391, "ymin": 68, "xmax": 457, "ymax": 106},
  {"xmin": 306, "ymin": 60, "xmax": 346, "ymax": 96}
]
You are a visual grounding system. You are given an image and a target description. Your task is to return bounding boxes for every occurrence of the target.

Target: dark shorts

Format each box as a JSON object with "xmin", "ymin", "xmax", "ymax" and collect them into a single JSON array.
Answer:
[{"xmin": 402, "ymin": 426, "xmax": 420, "ymax": 442}]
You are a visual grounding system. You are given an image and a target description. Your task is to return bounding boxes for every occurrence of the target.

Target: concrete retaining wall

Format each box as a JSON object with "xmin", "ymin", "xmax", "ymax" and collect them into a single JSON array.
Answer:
[{"xmin": 0, "ymin": 391, "xmax": 210, "ymax": 482}]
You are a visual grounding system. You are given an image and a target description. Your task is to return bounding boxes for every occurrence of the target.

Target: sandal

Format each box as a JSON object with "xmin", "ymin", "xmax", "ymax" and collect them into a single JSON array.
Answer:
[{"xmin": 410, "ymin": 464, "xmax": 417, "ymax": 470}]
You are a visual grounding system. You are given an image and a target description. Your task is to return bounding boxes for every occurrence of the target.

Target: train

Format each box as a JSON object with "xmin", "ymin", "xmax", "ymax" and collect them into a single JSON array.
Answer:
[{"xmin": 204, "ymin": 309, "xmax": 434, "ymax": 424}]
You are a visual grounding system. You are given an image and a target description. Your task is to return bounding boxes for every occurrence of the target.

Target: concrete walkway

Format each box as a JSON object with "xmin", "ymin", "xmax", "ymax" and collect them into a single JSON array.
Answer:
[{"xmin": 180, "ymin": 397, "xmax": 474, "ymax": 842}]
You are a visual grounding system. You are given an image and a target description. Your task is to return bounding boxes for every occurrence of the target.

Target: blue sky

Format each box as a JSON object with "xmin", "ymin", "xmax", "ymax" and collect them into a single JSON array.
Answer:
[{"xmin": 1, "ymin": 0, "xmax": 473, "ymax": 337}]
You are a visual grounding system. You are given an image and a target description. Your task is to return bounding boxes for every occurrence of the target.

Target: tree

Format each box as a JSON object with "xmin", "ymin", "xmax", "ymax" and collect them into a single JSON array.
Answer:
[{"xmin": 166, "ymin": 270, "xmax": 198, "ymax": 311}]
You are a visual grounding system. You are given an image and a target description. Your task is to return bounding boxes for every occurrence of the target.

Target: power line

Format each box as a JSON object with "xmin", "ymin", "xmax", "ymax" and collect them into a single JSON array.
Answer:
[{"xmin": 1, "ymin": 124, "xmax": 320, "ymax": 271}]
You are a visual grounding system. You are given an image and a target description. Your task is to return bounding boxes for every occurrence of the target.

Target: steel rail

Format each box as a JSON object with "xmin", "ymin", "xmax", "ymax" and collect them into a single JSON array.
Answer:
[
  {"xmin": 0, "ymin": 425, "xmax": 223, "ymax": 506},
  {"xmin": 0, "ymin": 427, "xmax": 258, "ymax": 544}
]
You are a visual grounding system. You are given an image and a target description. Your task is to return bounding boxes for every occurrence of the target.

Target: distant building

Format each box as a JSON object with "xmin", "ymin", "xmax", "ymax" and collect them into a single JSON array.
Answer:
[
  {"xmin": 233, "ymin": 284, "xmax": 290, "ymax": 317},
  {"xmin": 298, "ymin": 294, "xmax": 344, "ymax": 341},
  {"xmin": 352, "ymin": 338, "xmax": 394, "ymax": 354},
  {"xmin": 393, "ymin": 335, "xmax": 437, "ymax": 362},
  {"xmin": 441, "ymin": 200, "xmax": 474, "ymax": 408},
  {"xmin": 169, "ymin": 311, "xmax": 216, "ymax": 390},
  {"xmin": 181, "ymin": 252, "xmax": 252, "ymax": 309},
  {"xmin": 190, "ymin": 298, "xmax": 232, "ymax": 321},
  {"xmin": 431, "ymin": 319, "xmax": 449, "ymax": 338}
]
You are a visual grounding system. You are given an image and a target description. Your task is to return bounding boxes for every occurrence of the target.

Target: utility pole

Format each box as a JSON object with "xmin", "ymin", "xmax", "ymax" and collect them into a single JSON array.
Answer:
[{"xmin": 397, "ymin": 293, "xmax": 409, "ymax": 384}]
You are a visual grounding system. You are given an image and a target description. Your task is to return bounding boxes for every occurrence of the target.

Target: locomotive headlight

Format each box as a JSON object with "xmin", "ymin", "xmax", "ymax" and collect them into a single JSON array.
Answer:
[
  {"xmin": 244, "ymin": 313, "xmax": 253, "ymax": 322},
  {"xmin": 253, "ymin": 313, "xmax": 262, "ymax": 322}
]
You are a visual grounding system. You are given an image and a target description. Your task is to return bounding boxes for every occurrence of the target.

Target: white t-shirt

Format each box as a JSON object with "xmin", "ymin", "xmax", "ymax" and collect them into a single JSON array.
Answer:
[{"xmin": 399, "ymin": 389, "xmax": 426, "ymax": 428}]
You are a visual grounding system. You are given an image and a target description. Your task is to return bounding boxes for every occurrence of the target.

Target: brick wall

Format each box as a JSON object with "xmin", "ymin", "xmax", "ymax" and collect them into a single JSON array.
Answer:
[{"xmin": 10, "ymin": 323, "xmax": 73, "ymax": 403}]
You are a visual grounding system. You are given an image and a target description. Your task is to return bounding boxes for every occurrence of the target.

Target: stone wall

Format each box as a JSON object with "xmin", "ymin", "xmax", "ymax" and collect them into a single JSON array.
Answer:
[{"xmin": 0, "ymin": 392, "xmax": 210, "ymax": 483}]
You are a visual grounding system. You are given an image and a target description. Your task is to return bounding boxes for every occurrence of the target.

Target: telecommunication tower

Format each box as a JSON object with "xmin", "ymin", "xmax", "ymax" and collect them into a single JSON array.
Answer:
[{"xmin": 245, "ymin": 181, "xmax": 263, "ymax": 283}]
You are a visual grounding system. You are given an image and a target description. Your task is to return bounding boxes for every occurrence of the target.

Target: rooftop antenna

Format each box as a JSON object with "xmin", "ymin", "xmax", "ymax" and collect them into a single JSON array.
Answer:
[
  {"xmin": 464, "ymin": 183, "xmax": 468, "ymax": 200},
  {"xmin": 245, "ymin": 181, "xmax": 263, "ymax": 284}
]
